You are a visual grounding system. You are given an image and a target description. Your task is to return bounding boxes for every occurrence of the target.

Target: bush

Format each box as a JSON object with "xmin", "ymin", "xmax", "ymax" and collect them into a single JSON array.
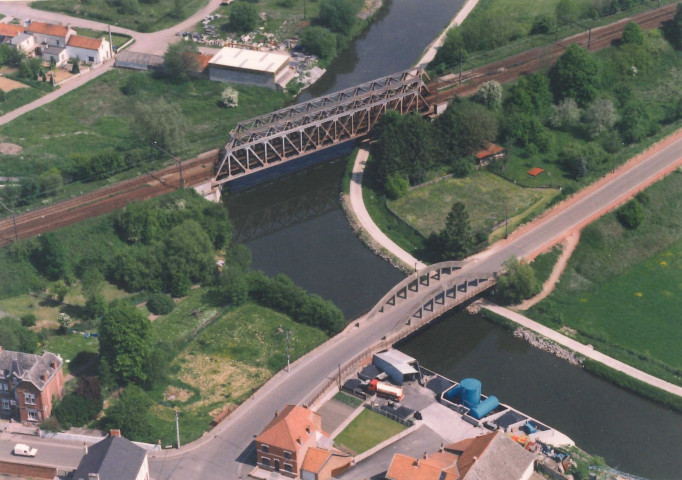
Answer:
[
  {"xmin": 229, "ymin": 2, "xmax": 259, "ymax": 33},
  {"xmin": 121, "ymin": 73, "xmax": 149, "ymax": 96},
  {"xmin": 221, "ymin": 86, "xmax": 239, "ymax": 107},
  {"xmin": 496, "ymin": 257, "xmax": 541, "ymax": 305},
  {"xmin": 53, "ymin": 393, "xmax": 101, "ymax": 429},
  {"xmin": 616, "ymin": 199, "xmax": 645, "ymax": 229},
  {"xmin": 20, "ymin": 314, "xmax": 36, "ymax": 327},
  {"xmin": 146, "ymin": 293, "xmax": 175, "ymax": 315},
  {"xmin": 531, "ymin": 13, "xmax": 555, "ymax": 34},
  {"xmin": 300, "ymin": 26, "xmax": 337, "ymax": 60},
  {"xmin": 384, "ymin": 173, "xmax": 409, "ymax": 200}
]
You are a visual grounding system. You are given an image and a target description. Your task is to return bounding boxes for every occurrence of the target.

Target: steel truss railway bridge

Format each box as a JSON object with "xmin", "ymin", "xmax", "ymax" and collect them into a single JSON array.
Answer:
[{"xmin": 213, "ymin": 67, "xmax": 432, "ymax": 185}]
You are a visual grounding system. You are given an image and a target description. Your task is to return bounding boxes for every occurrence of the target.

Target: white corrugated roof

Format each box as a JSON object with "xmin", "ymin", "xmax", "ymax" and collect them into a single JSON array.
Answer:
[
  {"xmin": 208, "ymin": 46, "xmax": 290, "ymax": 73},
  {"xmin": 374, "ymin": 349, "xmax": 418, "ymax": 375}
]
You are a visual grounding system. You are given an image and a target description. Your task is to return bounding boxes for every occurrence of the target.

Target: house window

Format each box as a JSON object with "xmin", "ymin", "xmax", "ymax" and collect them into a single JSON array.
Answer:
[
  {"xmin": 1, "ymin": 399, "xmax": 9, "ymax": 410},
  {"xmin": 88, "ymin": 56, "xmax": 95, "ymax": 62},
  {"xmin": 27, "ymin": 409, "xmax": 37, "ymax": 421},
  {"xmin": 261, "ymin": 457, "xmax": 270, "ymax": 467},
  {"xmin": 24, "ymin": 393, "xmax": 36, "ymax": 405},
  {"xmin": 284, "ymin": 464, "xmax": 293, "ymax": 473},
  {"xmin": 0, "ymin": 382, "xmax": 8, "ymax": 392},
  {"xmin": 284, "ymin": 451, "xmax": 291, "ymax": 460},
  {"xmin": 261, "ymin": 444, "xmax": 269, "ymax": 453}
]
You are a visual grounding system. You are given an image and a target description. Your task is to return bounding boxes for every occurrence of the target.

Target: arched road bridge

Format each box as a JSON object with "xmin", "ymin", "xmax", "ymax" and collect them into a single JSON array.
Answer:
[{"xmin": 213, "ymin": 67, "xmax": 433, "ymax": 185}]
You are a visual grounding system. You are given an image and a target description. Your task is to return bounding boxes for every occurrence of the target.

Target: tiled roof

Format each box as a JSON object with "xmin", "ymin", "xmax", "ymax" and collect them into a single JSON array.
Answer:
[
  {"xmin": 72, "ymin": 435, "xmax": 147, "ymax": 480},
  {"xmin": 67, "ymin": 35, "xmax": 103, "ymax": 50},
  {"xmin": 460, "ymin": 432, "xmax": 536, "ymax": 480},
  {"xmin": 301, "ymin": 447, "xmax": 331, "ymax": 474},
  {"xmin": 386, "ymin": 453, "xmax": 459, "ymax": 480},
  {"xmin": 451, "ymin": 432, "xmax": 497, "ymax": 478},
  {"xmin": 256, "ymin": 405, "xmax": 323, "ymax": 452},
  {"xmin": 26, "ymin": 21, "xmax": 70, "ymax": 37},
  {"xmin": 474, "ymin": 143, "xmax": 504, "ymax": 160},
  {"xmin": 0, "ymin": 349, "xmax": 62, "ymax": 391},
  {"xmin": 0, "ymin": 24, "xmax": 24, "ymax": 38}
]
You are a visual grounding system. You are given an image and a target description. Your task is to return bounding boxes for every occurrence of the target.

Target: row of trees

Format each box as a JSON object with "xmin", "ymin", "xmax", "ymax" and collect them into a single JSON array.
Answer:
[{"xmin": 300, "ymin": 0, "xmax": 363, "ymax": 61}]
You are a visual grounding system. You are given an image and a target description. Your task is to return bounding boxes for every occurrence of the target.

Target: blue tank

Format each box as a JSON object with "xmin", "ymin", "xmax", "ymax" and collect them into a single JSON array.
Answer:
[
  {"xmin": 470, "ymin": 396, "xmax": 499, "ymax": 419},
  {"xmin": 444, "ymin": 385, "xmax": 462, "ymax": 402},
  {"xmin": 460, "ymin": 378, "xmax": 482, "ymax": 408}
]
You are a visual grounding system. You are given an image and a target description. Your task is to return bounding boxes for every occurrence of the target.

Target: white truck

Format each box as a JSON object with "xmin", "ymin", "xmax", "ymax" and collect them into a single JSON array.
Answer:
[{"xmin": 13, "ymin": 443, "xmax": 38, "ymax": 457}]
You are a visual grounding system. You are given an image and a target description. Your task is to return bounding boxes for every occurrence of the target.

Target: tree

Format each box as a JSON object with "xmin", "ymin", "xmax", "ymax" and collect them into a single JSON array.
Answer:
[
  {"xmin": 115, "ymin": 201, "xmax": 160, "ymax": 245},
  {"xmin": 531, "ymin": 13, "xmax": 555, "ymax": 34},
  {"xmin": 161, "ymin": 220, "xmax": 215, "ymax": 296},
  {"xmin": 621, "ymin": 21, "xmax": 644, "ymax": 45},
  {"xmin": 99, "ymin": 299, "xmax": 153, "ymax": 385},
  {"xmin": 221, "ymin": 268, "xmax": 249, "ymax": 306},
  {"xmin": 583, "ymin": 98, "xmax": 617, "ymax": 139},
  {"xmin": 132, "ymin": 98, "xmax": 185, "ymax": 153},
  {"xmin": 550, "ymin": 44, "xmax": 600, "ymax": 106},
  {"xmin": 0, "ymin": 317, "xmax": 38, "ymax": 352},
  {"xmin": 162, "ymin": 41, "xmax": 199, "ymax": 83},
  {"xmin": 300, "ymin": 26, "xmax": 337, "ymax": 60},
  {"xmin": 18, "ymin": 58, "xmax": 42, "ymax": 79},
  {"xmin": 430, "ymin": 27, "xmax": 466, "ymax": 72},
  {"xmin": 556, "ymin": 0, "xmax": 579, "ymax": 22},
  {"xmin": 617, "ymin": 198, "xmax": 645, "ymax": 229},
  {"xmin": 146, "ymin": 293, "xmax": 175, "ymax": 315},
  {"xmin": 668, "ymin": 3, "xmax": 682, "ymax": 50},
  {"xmin": 549, "ymin": 98, "xmax": 580, "ymax": 129},
  {"xmin": 20, "ymin": 314, "xmax": 36, "ymax": 327},
  {"xmin": 37, "ymin": 167, "xmax": 63, "ymax": 198},
  {"xmin": 438, "ymin": 201, "xmax": 473, "ymax": 260},
  {"xmin": 57, "ymin": 312, "xmax": 72, "ymax": 332},
  {"xmin": 496, "ymin": 257, "xmax": 541, "ymax": 305},
  {"xmin": 53, "ymin": 377, "xmax": 102, "ymax": 428},
  {"xmin": 70, "ymin": 57, "xmax": 80, "ymax": 74},
  {"xmin": 229, "ymin": 2, "xmax": 259, "ymax": 33},
  {"xmin": 384, "ymin": 173, "xmax": 409, "ymax": 200},
  {"xmin": 472, "ymin": 81, "xmax": 502, "ymax": 109},
  {"xmin": 85, "ymin": 293, "xmax": 108, "ymax": 320},
  {"xmin": 99, "ymin": 385, "xmax": 158, "ymax": 443},
  {"xmin": 318, "ymin": 0, "xmax": 362, "ymax": 35},
  {"xmin": 221, "ymin": 86, "xmax": 239, "ymax": 107},
  {"xmin": 52, "ymin": 281, "xmax": 69, "ymax": 303},
  {"xmin": 32, "ymin": 233, "xmax": 70, "ymax": 280}
]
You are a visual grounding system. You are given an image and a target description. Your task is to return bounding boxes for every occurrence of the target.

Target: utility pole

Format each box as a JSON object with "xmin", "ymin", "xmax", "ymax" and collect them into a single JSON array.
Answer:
[
  {"xmin": 0, "ymin": 199, "xmax": 18, "ymax": 241},
  {"xmin": 285, "ymin": 330, "xmax": 291, "ymax": 372},
  {"xmin": 108, "ymin": 25, "xmax": 114, "ymax": 59},
  {"xmin": 175, "ymin": 408, "xmax": 181, "ymax": 449},
  {"xmin": 152, "ymin": 141, "xmax": 184, "ymax": 189},
  {"xmin": 504, "ymin": 199, "xmax": 509, "ymax": 239},
  {"xmin": 337, "ymin": 363, "xmax": 341, "ymax": 389},
  {"xmin": 459, "ymin": 49, "xmax": 463, "ymax": 84}
]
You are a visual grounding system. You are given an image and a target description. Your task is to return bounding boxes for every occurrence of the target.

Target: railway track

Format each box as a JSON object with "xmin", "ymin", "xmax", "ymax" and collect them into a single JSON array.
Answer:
[
  {"xmin": 0, "ymin": 4, "xmax": 677, "ymax": 247},
  {"xmin": 425, "ymin": 3, "xmax": 678, "ymax": 101}
]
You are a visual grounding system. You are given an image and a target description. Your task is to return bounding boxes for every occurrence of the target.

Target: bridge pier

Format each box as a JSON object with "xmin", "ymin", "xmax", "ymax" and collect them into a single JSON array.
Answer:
[{"xmin": 193, "ymin": 181, "xmax": 222, "ymax": 204}]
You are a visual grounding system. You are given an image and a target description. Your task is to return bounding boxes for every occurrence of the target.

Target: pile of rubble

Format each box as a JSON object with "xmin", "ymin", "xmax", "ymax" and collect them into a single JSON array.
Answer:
[{"xmin": 514, "ymin": 328, "xmax": 583, "ymax": 366}]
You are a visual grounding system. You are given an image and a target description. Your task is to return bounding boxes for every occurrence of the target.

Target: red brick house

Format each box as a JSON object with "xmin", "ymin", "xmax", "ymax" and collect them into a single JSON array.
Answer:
[
  {"xmin": 254, "ymin": 405, "xmax": 352, "ymax": 479},
  {"xmin": 0, "ymin": 346, "xmax": 65, "ymax": 423}
]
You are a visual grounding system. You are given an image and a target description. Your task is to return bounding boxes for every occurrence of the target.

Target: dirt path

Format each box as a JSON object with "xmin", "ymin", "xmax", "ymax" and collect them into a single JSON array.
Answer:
[{"xmin": 516, "ymin": 232, "xmax": 580, "ymax": 311}]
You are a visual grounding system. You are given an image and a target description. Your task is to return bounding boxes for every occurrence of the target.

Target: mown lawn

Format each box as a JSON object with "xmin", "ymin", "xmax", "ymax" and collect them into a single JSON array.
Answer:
[
  {"xmin": 388, "ymin": 170, "xmax": 558, "ymax": 240},
  {"xmin": 32, "ymin": 0, "xmax": 210, "ymax": 32},
  {"xmin": 528, "ymin": 171, "xmax": 682, "ymax": 382},
  {"xmin": 334, "ymin": 409, "xmax": 406, "ymax": 454}
]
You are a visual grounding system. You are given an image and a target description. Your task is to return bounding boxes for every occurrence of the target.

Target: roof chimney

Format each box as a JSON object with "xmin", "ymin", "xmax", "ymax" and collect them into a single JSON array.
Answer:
[
  {"xmin": 413, "ymin": 459, "xmax": 420, "ymax": 467},
  {"xmin": 306, "ymin": 425, "xmax": 311, "ymax": 434},
  {"xmin": 110, "ymin": 429, "xmax": 121, "ymax": 437},
  {"xmin": 423, "ymin": 452, "xmax": 428, "ymax": 460},
  {"xmin": 297, "ymin": 436, "xmax": 302, "ymax": 445},
  {"xmin": 473, "ymin": 456, "xmax": 478, "ymax": 463},
  {"xmin": 50, "ymin": 361, "xmax": 57, "ymax": 370},
  {"xmin": 40, "ymin": 373, "xmax": 47, "ymax": 381},
  {"xmin": 274, "ymin": 410, "xmax": 279, "ymax": 417},
  {"xmin": 440, "ymin": 442, "xmax": 444, "ymax": 453}
]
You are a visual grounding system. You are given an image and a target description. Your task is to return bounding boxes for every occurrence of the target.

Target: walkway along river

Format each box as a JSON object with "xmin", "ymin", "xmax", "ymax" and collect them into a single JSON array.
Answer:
[{"xmin": 224, "ymin": 1, "xmax": 682, "ymax": 478}]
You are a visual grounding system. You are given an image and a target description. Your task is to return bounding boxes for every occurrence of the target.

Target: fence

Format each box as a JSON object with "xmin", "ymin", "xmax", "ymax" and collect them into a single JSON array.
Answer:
[{"xmin": 364, "ymin": 403, "xmax": 415, "ymax": 427}]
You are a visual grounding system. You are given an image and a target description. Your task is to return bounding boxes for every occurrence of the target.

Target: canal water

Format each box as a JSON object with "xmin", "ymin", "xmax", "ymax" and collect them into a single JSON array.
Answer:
[{"xmin": 224, "ymin": 0, "xmax": 682, "ymax": 478}]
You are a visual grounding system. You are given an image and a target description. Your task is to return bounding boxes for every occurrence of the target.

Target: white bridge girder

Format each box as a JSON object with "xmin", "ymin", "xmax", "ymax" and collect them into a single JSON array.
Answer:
[{"xmin": 214, "ymin": 68, "xmax": 431, "ymax": 185}]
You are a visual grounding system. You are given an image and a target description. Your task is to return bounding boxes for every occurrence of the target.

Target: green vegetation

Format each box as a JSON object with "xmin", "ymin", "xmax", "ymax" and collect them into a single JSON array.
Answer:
[
  {"xmin": 528, "ymin": 172, "xmax": 682, "ymax": 384},
  {"xmin": 32, "ymin": 0, "xmax": 209, "ymax": 32},
  {"xmin": 430, "ymin": 0, "xmax": 678, "ymax": 73},
  {"xmin": 333, "ymin": 391, "xmax": 363, "ymax": 408},
  {"xmin": 387, "ymin": 171, "xmax": 558, "ymax": 240},
  {"xmin": 494, "ymin": 257, "xmax": 541, "ymax": 305},
  {"xmin": 0, "ymin": 69, "xmax": 287, "ymax": 211},
  {"xmin": 530, "ymin": 245, "xmax": 562, "ymax": 285},
  {"xmin": 334, "ymin": 409, "xmax": 406, "ymax": 454},
  {"xmin": 146, "ymin": 293, "xmax": 175, "ymax": 315}
]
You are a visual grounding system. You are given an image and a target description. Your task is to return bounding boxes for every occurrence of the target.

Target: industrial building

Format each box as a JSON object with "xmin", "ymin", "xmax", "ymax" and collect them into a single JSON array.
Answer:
[
  {"xmin": 207, "ymin": 46, "xmax": 292, "ymax": 90},
  {"xmin": 372, "ymin": 349, "xmax": 419, "ymax": 386}
]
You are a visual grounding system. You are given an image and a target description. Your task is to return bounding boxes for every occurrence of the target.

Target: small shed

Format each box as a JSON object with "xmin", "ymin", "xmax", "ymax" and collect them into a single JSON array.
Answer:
[
  {"xmin": 114, "ymin": 51, "xmax": 164, "ymax": 71},
  {"xmin": 474, "ymin": 143, "xmax": 505, "ymax": 166},
  {"xmin": 42, "ymin": 46, "xmax": 68, "ymax": 66},
  {"xmin": 372, "ymin": 349, "xmax": 418, "ymax": 386}
]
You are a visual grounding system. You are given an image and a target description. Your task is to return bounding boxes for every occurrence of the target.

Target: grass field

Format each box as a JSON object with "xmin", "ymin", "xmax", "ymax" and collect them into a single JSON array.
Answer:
[
  {"xmin": 530, "ymin": 245, "xmax": 562, "ymax": 286},
  {"xmin": 149, "ymin": 302, "xmax": 329, "ymax": 444},
  {"xmin": 334, "ymin": 409, "xmax": 406, "ymax": 454},
  {"xmin": 528, "ymin": 171, "xmax": 682, "ymax": 383},
  {"xmin": 388, "ymin": 171, "xmax": 559, "ymax": 241},
  {"xmin": 32, "ymin": 0, "xmax": 210, "ymax": 32}
]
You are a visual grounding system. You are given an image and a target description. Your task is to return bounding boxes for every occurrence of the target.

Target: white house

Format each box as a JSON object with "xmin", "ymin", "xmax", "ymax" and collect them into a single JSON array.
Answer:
[
  {"xmin": 42, "ymin": 46, "xmax": 69, "ymax": 67},
  {"xmin": 8, "ymin": 33, "xmax": 35, "ymax": 54},
  {"xmin": 66, "ymin": 35, "xmax": 111, "ymax": 64},
  {"xmin": 26, "ymin": 21, "xmax": 75, "ymax": 49}
]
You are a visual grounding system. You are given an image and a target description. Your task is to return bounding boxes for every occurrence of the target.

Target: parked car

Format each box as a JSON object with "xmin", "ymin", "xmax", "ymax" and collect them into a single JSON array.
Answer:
[{"xmin": 13, "ymin": 443, "xmax": 38, "ymax": 457}]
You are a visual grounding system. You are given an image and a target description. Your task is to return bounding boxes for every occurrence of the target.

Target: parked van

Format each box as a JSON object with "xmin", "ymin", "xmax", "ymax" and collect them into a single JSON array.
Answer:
[{"xmin": 13, "ymin": 443, "xmax": 38, "ymax": 457}]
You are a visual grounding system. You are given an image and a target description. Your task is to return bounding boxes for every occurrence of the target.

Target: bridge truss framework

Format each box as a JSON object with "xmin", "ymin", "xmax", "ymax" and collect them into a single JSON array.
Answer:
[{"xmin": 214, "ymin": 68, "xmax": 432, "ymax": 185}]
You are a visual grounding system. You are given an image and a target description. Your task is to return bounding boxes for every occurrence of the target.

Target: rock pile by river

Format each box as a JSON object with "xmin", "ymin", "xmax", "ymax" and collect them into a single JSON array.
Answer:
[{"xmin": 514, "ymin": 328, "xmax": 584, "ymax": 366}]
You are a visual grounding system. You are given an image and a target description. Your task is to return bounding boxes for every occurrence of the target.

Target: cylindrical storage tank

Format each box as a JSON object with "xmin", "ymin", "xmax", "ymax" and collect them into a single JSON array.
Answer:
[
  {"xmin": 470, "ymin": 395, "xmax": 499, "ymax": 419},
  {"xmin": 444, "ymin": 385, "xmax": 462, "ymax": 402},
  {"xmin": 460, "ymin": 378, "xmax": 481, "ymax": 407}
]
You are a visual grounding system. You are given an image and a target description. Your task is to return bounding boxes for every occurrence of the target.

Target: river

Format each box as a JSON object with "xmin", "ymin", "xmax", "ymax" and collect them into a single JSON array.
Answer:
[{"xmin": 224, "ymin": 1, "xmax": 682, "ymax": 478}]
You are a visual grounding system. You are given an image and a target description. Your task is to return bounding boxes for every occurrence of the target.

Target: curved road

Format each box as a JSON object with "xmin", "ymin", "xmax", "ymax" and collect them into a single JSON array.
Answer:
[{"xmin": 150, "ymin": 131, "xmax": 682, "ymax": 479}]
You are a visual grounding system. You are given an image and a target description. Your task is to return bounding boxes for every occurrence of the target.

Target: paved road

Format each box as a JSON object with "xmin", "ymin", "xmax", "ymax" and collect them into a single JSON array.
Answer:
[
  {"xmin": 149, "ymin": 129, "xmax": 682, "ymax": 480},
  {"xmin": 0, "ymin": 434, "xmax": 86, "ymax": 471}
]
